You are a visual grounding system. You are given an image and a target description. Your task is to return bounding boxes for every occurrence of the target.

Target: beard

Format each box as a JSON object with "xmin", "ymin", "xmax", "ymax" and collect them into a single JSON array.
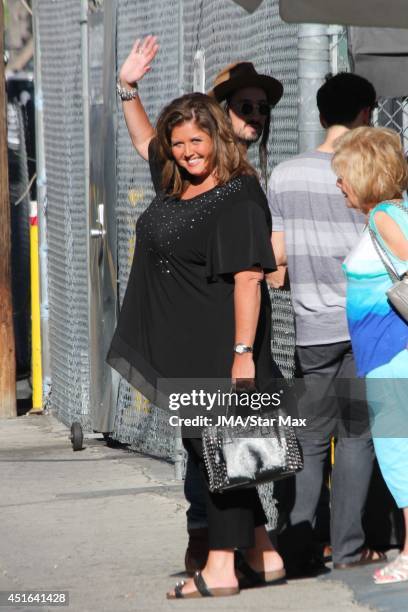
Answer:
[{"xmin": 236, "ymin": 125, "xmax": 263, "ymax": 147}]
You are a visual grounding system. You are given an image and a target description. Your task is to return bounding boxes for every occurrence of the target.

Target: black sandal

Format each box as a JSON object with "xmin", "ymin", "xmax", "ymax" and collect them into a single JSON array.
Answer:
[
  {"xmin": 166, "ymin": 570, "xmax": 240, "ymax": 599},
  {"xmin": 235, "ymin": 551, "xmax": 286, "ymax": 589}
]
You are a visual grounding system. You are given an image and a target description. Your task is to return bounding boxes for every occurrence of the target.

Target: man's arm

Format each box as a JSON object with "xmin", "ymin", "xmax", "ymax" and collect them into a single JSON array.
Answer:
[
  {"xmin": 266, "ymin": 169, "xmax": 288, "ymax": 289},
  {"xmin": 119, "ymin": 35, "xmax": 159, "ymax": 160},
  {"xmin": 266, "ymin": 231, "xmax": 288, "ymax": 289}
]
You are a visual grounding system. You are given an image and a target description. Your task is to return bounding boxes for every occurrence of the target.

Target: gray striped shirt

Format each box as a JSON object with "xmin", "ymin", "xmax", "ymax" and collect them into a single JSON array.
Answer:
[{"xmin": 268, "ymin": 151, "xmax": 365, "ymax": 346}]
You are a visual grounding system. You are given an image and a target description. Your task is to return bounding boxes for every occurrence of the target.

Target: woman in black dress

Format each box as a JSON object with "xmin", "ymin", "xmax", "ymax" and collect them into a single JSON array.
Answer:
[{"xmin": 108, "ymin": 92, "xmax": 285, "ymax": 598}]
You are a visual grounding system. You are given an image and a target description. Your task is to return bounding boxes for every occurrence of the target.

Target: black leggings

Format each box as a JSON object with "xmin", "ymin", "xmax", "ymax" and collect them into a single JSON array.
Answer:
[{"xmin": 183, "ymin": 438, "xmax": 267, "ymax": 550}]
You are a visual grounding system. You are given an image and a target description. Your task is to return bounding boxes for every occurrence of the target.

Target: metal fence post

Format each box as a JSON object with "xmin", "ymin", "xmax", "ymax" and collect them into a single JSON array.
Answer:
[
  {"xmin": 80, "ymin": 0, "xmax": 92, "ymax": 421},
  {"xmin": 32, "ymin": 0, "xmax": 51, "ymax": 406},
  {"xmin": 298, "ymin": 24, "xmax": 330, "ymax": 153}
]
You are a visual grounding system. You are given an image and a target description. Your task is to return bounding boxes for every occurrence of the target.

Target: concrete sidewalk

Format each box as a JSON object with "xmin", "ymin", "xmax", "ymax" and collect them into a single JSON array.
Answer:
[{"xmin": 0, "ymin": 413, "xmax": 375, "ymax": 612}]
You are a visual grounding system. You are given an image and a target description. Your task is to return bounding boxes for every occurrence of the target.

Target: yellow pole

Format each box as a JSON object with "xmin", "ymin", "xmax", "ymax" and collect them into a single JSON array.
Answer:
[{"xmin": 29, "ymin": 201, "xmax": 43, "ymax": 412}]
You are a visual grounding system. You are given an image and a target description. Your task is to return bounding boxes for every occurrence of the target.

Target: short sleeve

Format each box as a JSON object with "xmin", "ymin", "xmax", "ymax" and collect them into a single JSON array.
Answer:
[
  {"xmin": 148, "ymin": 137, "xmax": 164, "ymax": 194},
  {"xmin": 206, "ymin": 197, "xmax": 276, "ymax": 279},
  {"xmin": 267, "ymin": 169, "xmax": 284, "ymax": 232},
  {"xmin": 369, "ymin": 201, "xmax": 408, "ymax": 275}
]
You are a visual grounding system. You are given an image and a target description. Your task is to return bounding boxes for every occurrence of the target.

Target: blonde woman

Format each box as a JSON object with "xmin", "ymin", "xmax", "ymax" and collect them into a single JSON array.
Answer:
[{"xmin": 332, "ymin": 127, "xmax": 408, "ymax": 584}]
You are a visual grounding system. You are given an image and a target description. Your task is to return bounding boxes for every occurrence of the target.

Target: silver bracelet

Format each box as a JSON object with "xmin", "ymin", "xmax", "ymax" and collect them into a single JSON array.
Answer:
[{"xmin": 116, "ymin": 80, "xmax": 139, "ymax": 101}]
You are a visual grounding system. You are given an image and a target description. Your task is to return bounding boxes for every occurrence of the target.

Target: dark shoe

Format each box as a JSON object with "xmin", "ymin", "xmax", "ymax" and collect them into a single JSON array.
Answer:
[
  {"xmin": 334, "ymin": 548, "xmax": 387, "ymax": 570},
  {"xmin": 285, "ymin": 557, "xmax": 331, "ymax": 579},
  {"xmin": 235, "ymin": 551, "xmax": 286, "ymax": 589},
  {"xmin": 184, "ymin": 528, "xmax": 208, "ymax": 574},
  {"xmin": 167, "ymin": 571, "xmax": 240, "ymax": 599}
]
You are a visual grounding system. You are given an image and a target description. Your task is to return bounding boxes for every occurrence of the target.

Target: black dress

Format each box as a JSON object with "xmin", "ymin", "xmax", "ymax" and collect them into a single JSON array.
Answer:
[
  {"xmin": 107, "ymin": 173, "xmax": 282, "ymax": 406},
  {"xmin": 107, "ymin": 158, "xmax": 283, "ymax": 549}
]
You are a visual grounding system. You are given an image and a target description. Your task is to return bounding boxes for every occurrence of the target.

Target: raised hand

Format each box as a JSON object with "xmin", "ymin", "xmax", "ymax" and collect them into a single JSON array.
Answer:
[{"xmin": 119, "ymin": 35, "xmax": 159, "ymax": 88}]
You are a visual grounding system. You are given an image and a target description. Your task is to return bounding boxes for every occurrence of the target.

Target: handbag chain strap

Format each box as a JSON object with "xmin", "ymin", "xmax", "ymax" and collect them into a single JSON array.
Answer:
[{"xmin": 368, "ymin": 201, "xmax": 408, "ymax": 284}]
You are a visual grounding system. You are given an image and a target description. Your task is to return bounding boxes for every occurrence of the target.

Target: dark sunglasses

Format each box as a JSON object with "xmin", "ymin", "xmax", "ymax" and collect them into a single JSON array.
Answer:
[{"xmin": 236, "ymin": 101, "xmax": 270, "ymax": 116}]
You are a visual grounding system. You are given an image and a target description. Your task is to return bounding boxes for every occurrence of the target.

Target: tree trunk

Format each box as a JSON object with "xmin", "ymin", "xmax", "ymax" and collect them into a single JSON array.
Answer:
[{"xmin": 0, "ymin": 3, "xmax": 17, "ymax": 419}]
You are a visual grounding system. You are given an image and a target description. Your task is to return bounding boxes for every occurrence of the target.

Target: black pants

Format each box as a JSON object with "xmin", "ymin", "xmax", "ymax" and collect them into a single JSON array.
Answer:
[
  {"xmin": 183, "ymin": 438, "xmax": 267, "ymax": 550},
  {"xmin": 277, "ymin": 341, "xmax": 374, "ymax": 566}
]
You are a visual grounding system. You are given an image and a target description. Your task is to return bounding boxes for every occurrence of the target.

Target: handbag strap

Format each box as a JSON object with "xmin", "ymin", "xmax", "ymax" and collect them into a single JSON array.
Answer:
[
  {"xmin": 369, "ymin": 227, "xmax": 401, "ymax": 283},
  {"xmin": 368, "ymin": 201, "xmax": 408, "ymax": 283}
]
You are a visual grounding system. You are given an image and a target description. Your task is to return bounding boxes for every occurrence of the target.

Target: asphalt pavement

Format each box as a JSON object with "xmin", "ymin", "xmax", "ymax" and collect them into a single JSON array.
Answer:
[{"xmin": 0, "ymin": 413, "xmax": 405, "ymax": 611}]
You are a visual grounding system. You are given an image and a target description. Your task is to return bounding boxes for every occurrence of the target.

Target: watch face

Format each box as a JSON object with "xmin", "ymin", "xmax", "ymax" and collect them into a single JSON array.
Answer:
[{"xmin": 234, "ymin": 344, "xmax": 251, "ymax": 354}]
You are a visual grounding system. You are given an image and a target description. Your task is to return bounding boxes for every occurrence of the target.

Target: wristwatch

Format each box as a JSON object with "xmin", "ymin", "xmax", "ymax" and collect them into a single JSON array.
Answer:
[{"xmin": 233, "ymin": 343, "xmax": 253, "ymax": 355}]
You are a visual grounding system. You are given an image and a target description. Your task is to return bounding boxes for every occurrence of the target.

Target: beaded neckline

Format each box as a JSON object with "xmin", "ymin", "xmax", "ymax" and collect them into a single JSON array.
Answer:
[{"xmin": 164, "ymin": 176, "xmax": 242, "ymax": 205}]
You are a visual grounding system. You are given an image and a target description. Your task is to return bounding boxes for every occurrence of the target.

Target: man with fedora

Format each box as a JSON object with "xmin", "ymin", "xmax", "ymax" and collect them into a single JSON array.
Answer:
[
  {"xmin": 116, "ymin": 34, "xmax": 284, "ymax": 574},
  {"xmin": 210, "ymin": 61, "xmax": 283, "ymax": 186}
]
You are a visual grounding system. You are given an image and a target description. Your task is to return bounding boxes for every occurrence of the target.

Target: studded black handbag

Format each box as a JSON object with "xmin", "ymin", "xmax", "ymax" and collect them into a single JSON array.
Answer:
[{"xmin": 202, "ymin": 406, "xmax": 303, "ymax": 494}]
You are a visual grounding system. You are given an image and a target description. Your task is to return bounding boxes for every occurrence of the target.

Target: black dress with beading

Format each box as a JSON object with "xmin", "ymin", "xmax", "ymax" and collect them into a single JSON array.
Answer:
[{"xmin": 107, "ymin": 171, "xmax": 282, "ymax": 408}]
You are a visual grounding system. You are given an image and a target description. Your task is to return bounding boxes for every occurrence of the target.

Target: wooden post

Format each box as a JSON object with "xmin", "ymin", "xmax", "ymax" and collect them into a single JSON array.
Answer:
[{"xmin": 0, "ymin": 3, "xmax": 17, "ymax": 418}]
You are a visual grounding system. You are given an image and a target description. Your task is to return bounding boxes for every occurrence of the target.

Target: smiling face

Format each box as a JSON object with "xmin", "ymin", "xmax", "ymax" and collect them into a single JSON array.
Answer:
[
  {"xmin": 227, "ymin": 86, "xmax": 269, "ymax": 144},
  {"xmin": 170, "ymin": 120, "xmax": 214, "ymax": 180}
]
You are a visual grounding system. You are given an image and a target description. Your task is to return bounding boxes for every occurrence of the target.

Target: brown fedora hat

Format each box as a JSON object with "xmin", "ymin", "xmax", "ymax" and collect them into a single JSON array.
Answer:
[{"xmin": 210, "ymin": 62, "xmax": 283, "ymax": 106}]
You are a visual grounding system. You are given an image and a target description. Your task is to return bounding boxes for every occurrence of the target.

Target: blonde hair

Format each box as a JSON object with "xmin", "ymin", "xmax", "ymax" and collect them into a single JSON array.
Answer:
[
  {"xmin": 332, "ymin": 127, "xmax": 408, "ymax": 209},
  {"xmin": 156, "ymin": 92, "xmax": 256, "ymax": 198}
]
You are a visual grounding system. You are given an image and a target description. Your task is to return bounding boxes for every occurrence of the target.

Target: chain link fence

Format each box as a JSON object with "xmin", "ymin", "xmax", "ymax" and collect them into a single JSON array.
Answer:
[
  {"xmin": 37, "ymin": 1, "xmax": 91, "ymax": 430},
  {"xmin": 376, "ymin": 98, "xmax": 408, "ymax": 152},
  {"xmin": 329, "ymin": 27, "xmax": 408, "ymax": 151}
]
